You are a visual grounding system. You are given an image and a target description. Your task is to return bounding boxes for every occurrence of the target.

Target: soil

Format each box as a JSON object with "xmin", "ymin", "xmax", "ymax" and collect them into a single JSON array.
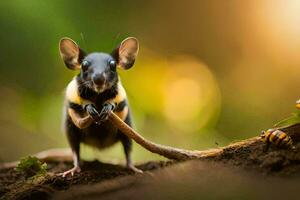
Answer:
[
  {"xmin": 0, "ymin": 160, "xmax": 173, "ymax": 200},
  {"xmin": 1, "ymin": 124, "xmax": 300, "ymax": 200}
]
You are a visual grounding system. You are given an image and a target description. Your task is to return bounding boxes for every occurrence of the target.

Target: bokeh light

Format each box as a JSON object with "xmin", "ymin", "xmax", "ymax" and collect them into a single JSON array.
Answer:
[{"xmin": 163, "ymin": 56, "xmax": 221, "ymax": 133}]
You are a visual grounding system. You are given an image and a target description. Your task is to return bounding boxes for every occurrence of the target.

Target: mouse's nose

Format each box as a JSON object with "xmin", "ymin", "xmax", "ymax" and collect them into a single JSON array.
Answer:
[{"xmin": 93, "ymin": 73, "xmax": 105, "ymax": 86}]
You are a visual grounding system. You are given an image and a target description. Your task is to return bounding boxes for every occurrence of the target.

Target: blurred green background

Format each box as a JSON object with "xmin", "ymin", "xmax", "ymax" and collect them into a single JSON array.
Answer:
[{"xmin": 0, "ymin": 0, "xmax": 300, "ymax": 163}]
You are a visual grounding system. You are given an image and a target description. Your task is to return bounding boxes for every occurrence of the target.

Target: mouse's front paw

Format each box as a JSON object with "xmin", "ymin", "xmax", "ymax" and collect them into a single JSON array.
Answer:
[
  {"xmin": 85, "ymin": 104, "xmax": 101, "ymax": 122},
  {"xmin": 99, "ymin": 103, "xmax": 115, "ymax": 121}
]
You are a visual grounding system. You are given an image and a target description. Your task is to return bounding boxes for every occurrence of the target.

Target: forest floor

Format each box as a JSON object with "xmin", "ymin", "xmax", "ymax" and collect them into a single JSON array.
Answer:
[{"xmin": 1, "ymin": 124, "xmax": 300, "ymax": 200}]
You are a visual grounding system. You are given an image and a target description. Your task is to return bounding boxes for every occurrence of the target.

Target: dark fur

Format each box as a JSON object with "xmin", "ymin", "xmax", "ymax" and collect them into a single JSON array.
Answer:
[
  {"xmin": 65, "ymin": 76, "xmax": 132, "ymax": 162},
  {"xmin": 76, "ymin": 76, "xmax": 119, "ymax": 107},
  {"xmin": 115, "ymin": 100, "xmax": 127, "ymax": 112}
]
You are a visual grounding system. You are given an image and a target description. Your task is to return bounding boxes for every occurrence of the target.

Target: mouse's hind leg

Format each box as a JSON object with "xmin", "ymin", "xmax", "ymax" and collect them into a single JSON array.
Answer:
[
  {"xmin": 59, "ymin": 120, "xmax": 82, "ymax": 177},
  {"xmin": 120, "ymin": 134, "xmax": 143, "ymax": 173},
  {"xmin": 118, "ymin": 110, "xmax": 143, "ymax": 173}
]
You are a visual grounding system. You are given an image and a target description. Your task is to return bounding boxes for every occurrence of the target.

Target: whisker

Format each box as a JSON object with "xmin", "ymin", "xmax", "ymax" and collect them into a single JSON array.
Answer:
[{"xmin": 80, "ymin": 32, "xmax": 89, "ymax": 52}]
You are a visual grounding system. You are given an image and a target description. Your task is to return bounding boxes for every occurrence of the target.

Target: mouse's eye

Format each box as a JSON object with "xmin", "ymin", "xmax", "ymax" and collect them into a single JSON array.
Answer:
[
  {"xmin": 109, "ymin": 60, "xmax": 117, "ymax": 71},
  {"xmin": 81, "ymin": 60, "xmax": 90, "ymax": 70}
]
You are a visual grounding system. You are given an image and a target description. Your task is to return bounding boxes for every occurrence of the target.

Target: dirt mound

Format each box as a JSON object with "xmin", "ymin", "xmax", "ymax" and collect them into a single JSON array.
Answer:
[
  {"xmin": 0, "ymin": 160, "xmax": 172, "ymax": 200},
  {"xmin": 207, "ymin": 123, "xmax": 300, "ymax": 176}
]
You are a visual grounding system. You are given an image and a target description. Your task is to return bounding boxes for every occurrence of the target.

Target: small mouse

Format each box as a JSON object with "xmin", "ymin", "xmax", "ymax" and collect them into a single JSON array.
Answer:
[{"xmin": 59, "ymin": 36, "xmax": 142, "ymax": 176}]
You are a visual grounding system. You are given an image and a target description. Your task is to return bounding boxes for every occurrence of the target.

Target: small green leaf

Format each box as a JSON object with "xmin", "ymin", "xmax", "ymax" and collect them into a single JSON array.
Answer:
[
  {"xmin": 274, "ymin": 115, "xmax": 300, "ymax": 128},
  {"xmin": 15, "ymin": 156, "xmax": 47, "ymax": 178}
]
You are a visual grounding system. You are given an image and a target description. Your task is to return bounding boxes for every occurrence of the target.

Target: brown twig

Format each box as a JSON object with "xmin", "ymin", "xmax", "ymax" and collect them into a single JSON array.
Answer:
[
  {"xmin": 108, "ymin": 112, "xmax": 200, "ymax": 160},
  {"xmin": 108, "ymin": 112, "xmax": 261, "ymax": 160}
]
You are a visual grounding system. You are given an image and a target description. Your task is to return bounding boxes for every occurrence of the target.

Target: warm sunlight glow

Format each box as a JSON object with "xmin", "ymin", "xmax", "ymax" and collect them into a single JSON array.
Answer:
[
  {"xmin": 163, "ymin": 56, "xmax": 221, "ymax": 132},
  {"xmin": 261, "ymin": 0, "xmax": 300, "ymax": 46},
  {"xmin": 165, "ymin": 78, "xmax": 202, "ymax": 122}
]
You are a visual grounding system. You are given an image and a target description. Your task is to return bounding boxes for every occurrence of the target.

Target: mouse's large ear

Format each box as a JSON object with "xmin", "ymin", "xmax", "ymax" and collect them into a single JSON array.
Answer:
[
  {"xmin": 59, "ymin": 37, "xmax": 85, "ymax": 70},
  {"xmin": 115, "ymin": 37, "xmax": 139, "ymax": 70}
]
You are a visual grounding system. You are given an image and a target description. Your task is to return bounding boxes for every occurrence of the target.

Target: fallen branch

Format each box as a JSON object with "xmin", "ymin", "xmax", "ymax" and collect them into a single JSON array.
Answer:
[
  {"xmin": 108, "ymin": 112, "xmax": 300, "ymax": 160},
  {"xmin": 109, "ymin": 112, "xmax": 201, "ymax": 160},
  {"xmin": 108, "ymin": 112, "xmax": 261, "ymax": 160}
]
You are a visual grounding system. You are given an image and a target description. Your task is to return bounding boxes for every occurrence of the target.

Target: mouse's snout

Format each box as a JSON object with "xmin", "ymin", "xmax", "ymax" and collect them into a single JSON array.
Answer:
[{"xmin": 92, "ymin": 73, "xmax": 106, "ymax": 86}]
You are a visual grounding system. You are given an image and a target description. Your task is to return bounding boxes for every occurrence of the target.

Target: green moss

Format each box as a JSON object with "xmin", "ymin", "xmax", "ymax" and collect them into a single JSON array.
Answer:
[{"xmin": 15, "ymin": 156, "xmax": 47, "ymax": 178}]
